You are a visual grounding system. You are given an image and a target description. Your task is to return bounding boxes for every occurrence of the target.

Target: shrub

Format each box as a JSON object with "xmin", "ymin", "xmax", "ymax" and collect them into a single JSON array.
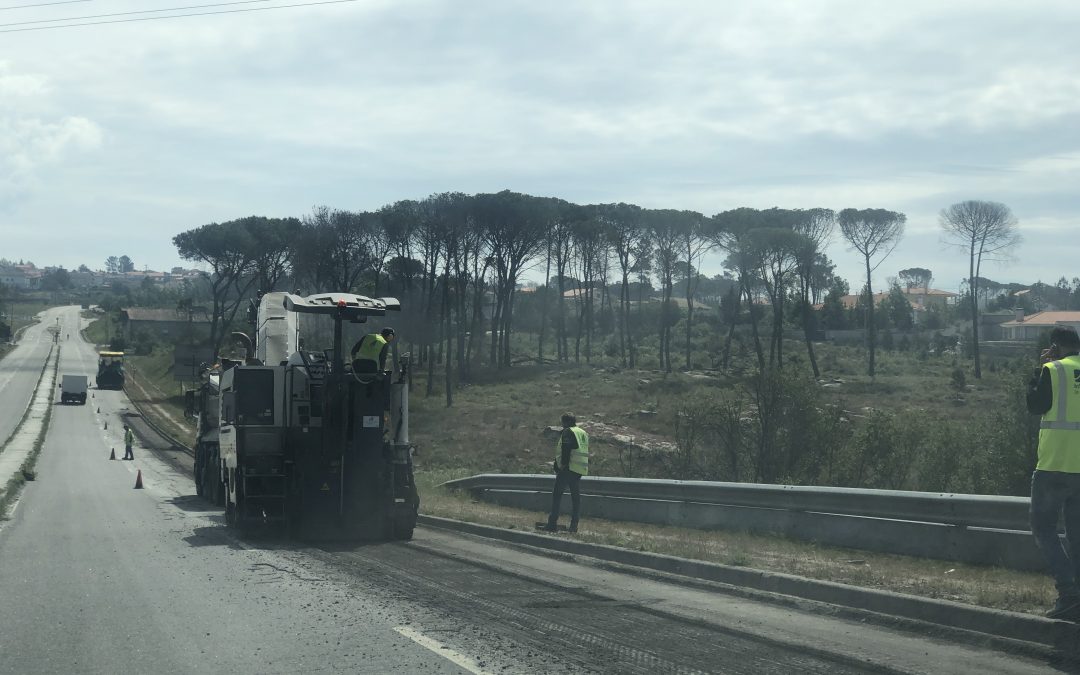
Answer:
[{"xmin": 950, "ymin": 367, "xmax": 966, "ymax": 392}]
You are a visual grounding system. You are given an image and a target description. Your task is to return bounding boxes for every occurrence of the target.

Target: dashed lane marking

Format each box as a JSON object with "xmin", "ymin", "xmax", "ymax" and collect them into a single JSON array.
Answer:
[{"xmin": 393, "ymin": 625, "xmax": 492, "ymax": 675}]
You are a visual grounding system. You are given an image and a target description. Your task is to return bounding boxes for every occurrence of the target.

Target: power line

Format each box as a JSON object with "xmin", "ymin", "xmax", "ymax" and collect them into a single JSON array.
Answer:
[
  {"xmin": 0, "ymin": 0, "xmax": 360, "ymax": 32},
  {"xmin": 1, "ymin": 0, "xmax": 274, "ymax": 26},
  {"xmin": 0, "ymin": 0, "xmax": 91, "ymax": 10}
]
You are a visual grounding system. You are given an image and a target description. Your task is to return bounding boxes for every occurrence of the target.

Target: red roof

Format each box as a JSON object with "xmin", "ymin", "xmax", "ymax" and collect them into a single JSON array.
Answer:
[{"xmin": 1001, "ymin": 311, "xmax": 1080, "ymax": 327}]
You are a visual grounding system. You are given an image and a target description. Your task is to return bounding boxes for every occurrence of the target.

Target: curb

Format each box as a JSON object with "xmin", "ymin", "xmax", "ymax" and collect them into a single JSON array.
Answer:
[{"xmin": 417, "ymin": 514, "xmax": 1080, "ymax": 654}]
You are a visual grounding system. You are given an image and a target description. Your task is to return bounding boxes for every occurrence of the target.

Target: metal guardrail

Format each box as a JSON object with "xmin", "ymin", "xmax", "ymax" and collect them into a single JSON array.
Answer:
[
  {"xmin": 443, "ymin": 474, "xmax": 1033, "ymax": 532},
  {"xmin": 123, "ymin": 377, "xmax": 195, "ymax": 458}
]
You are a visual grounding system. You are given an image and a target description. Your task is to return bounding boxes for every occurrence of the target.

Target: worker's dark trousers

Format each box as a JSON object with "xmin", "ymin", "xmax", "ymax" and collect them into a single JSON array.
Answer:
[
  {"xmin": 548, "ymin": 469, "xmax": 582, "ymax": 528},
  {"xmin": 1031, "ymin": 470, "xmax": 1080, "ymax": 599},
  {"xmin": 124, "ymin": 443, "xmax": 134, "ymax": 460}
]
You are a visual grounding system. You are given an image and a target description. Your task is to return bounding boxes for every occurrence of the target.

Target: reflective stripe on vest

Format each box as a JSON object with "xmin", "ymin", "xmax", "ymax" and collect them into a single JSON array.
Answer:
[
  {"xmin": 1038, "ymin": 356, "xmax": 1080, "ymax": 473},
  {"xmin": 355, "ymin": 334, "xmax": 387, "ymax": 366},
  {"xmin": 555, "ymin": 426, "xmax": 590, "ymax": 476}
]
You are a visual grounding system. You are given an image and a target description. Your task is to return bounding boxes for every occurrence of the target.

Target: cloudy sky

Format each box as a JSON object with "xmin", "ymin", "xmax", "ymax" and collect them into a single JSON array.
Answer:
[{"xmin": 2, "ymin": 0, "xmax": 1078, "ymax": 293}]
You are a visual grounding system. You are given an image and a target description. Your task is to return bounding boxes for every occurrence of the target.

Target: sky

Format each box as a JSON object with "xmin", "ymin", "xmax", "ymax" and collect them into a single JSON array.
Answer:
[{"xmin": 1, "ymin": 0, "xmax": 1079, "ymax": 294}]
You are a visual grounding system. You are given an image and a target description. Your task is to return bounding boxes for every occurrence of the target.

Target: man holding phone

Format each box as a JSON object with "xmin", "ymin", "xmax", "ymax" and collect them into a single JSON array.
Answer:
[{"xmin": 1028, "ymin": 326, "xmax": 1080, "ymax": 620}]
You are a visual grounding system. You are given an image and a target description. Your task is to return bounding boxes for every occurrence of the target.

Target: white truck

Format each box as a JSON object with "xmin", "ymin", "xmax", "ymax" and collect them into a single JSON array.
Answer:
[{"xmin": 60, "ymin": 374, "xmax": 88, "ymax": 405}]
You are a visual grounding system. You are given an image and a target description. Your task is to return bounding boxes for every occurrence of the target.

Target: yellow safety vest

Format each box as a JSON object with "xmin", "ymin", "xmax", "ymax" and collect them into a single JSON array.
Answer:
[
  {"xmin": 1038, "ymin": 355, "xmax": 1080, "ymax": 473},
  {"xmin": 354, "ymin": 334, "xmax": 388, "ymax": 369},
  {"xmin": 555, "ymin": 426, "xmax": 590, "ymax": 476},
  {"xmin": 125, "ymin": 429, "xmax": 134, "ymax": 445}
]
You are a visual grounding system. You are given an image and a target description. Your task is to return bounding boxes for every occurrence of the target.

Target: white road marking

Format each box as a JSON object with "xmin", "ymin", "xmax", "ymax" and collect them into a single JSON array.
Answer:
[{"xmin": 393, "ymin": 625, "xmax": 492, "ymax": 674}]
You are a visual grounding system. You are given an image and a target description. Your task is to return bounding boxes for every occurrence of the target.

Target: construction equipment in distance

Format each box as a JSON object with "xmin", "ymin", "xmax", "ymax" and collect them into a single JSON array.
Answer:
[
  {"xmin": 185, "ymin": 291, "xmax": 418, "ymax": 540},
  {"xmin": 95, "ymin": 351, "xmax": 125, "ymax": 390}
]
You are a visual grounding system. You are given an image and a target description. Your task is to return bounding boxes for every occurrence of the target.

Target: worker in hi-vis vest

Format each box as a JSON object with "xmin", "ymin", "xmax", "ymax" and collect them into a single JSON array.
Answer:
[
  {"xmin": 351, "ymin": 327, "xmax": 395, "ymax": 373},
  {"xmin": 1029, "ymin": 325, "xmax": 1080, "ymax": 621},
  {"xmin": 123, "ymin": 424, "xmax": 135, "ymax": 461},
  {"xmin": 540, "ymin": 412, "xmax": 589, "ymax": 533}
]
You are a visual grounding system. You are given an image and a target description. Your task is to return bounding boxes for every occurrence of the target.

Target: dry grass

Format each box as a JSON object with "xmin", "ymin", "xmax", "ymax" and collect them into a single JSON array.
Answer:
[{"xmin": 416, "ymin": 471, "xmax": 1056, "ymax": 617}]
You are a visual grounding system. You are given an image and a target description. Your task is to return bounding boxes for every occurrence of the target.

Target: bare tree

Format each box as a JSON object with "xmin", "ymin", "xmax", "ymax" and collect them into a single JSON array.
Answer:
[
  {"xmin": 940, "ymin": 200, "xmax": 1020, "ymax": 379},
  {"xmin": 712, "ymin": 208, "xmax": 767, "ymax": 372},
  {"xmin": 838, "ymin": 208, "xmax": 906, "ymax": 378},
  {"xmin": 648, "ymin": 209, "xmax": 683, "ymax": 372},
  {"xmin": 173, "ymin": 220, "xmax": 258, "ymax": 360},
  {"xmin": 680, "ymin": 211, "xmax": 711, "ymax": 370},
  {"xmin": 791, "ymin": 208, "xmax": 836, "ymax": 377}
]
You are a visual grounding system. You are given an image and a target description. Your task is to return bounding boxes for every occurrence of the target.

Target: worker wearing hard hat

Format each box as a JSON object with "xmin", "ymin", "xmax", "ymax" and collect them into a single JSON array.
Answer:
[{"xmin": 351, "ymin": 327, "xmax": 395, "ymax": 373}]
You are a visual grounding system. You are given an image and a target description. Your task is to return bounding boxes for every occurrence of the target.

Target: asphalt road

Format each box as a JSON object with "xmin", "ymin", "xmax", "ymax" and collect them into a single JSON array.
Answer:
[
  {"xmin": 0, "ymin": 307, "xmax": 1069, "ymax": 673},
  {"xmin": 0, "ymin": 305, "xmax": 66, "ymax": 445}
]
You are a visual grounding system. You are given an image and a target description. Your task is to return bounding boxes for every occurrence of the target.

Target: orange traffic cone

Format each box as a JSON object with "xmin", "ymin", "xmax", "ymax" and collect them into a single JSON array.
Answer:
[
  {"xmin": 134, "ymin": 470, "xmax": 144, "ymax": 489},
  {"xmin": 104, "ymin": 421, "xmax": 108, "ymax": 430},
  {"xmin": 109, "ymin": 448, "xmax": 116, "ymax": 460}
]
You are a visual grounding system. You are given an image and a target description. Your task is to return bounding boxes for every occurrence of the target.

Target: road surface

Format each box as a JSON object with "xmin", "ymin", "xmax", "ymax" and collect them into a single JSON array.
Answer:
[
  {"xmin": 0, "ymin": 307, "xmax": 1067, "ymax": 673},
  {"xmin": 0, "ymin": 306, "xmax": 65, "ymax": 446}
]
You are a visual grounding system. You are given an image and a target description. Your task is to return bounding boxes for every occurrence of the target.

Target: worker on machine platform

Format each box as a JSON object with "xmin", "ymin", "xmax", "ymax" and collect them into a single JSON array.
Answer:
[{"xmin": 351, "ymin": 327, "xmax": 395, "ymax": 373}]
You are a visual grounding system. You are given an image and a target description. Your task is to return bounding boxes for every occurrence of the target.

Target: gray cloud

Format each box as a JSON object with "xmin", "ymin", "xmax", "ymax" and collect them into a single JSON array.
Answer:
[{"xmin": 0, "ymin": 0, "xmax": 1077, "ymax": 289}]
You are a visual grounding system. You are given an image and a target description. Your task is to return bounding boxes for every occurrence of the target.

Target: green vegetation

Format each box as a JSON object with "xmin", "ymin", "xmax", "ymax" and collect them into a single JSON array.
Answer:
[
  {"xmin": 80, "ymin": 309, "xmax": 114, "ymax": 345},
  {"xmin": 407, "ymin": 338, "xmax": 1038, "ymax": 496}
]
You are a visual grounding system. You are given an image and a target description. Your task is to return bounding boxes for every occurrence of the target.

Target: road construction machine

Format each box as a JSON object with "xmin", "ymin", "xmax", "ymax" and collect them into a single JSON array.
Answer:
[
  {"xmin": 96, "ymin": 351, "xmax": 125, "ymax": 389},
  {"xmin": 185, "ymin": 291, "xmax": 418, "ymax": 540}
]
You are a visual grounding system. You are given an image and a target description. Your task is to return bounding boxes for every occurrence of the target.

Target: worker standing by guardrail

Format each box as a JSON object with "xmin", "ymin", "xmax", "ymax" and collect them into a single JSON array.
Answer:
[
  {"xmin": 1028, "ymin": 326, "xmax": 1080, "ymax": 621},
  {"xmin": 539, "ymin": 412, "xmax": 589, "ymax": 534}
]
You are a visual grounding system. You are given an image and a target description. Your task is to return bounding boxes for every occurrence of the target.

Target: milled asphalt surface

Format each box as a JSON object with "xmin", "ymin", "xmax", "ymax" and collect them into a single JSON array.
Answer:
[{"xmin": 0, "ymin": 306, "xmax": 1070, "ymax": 673}]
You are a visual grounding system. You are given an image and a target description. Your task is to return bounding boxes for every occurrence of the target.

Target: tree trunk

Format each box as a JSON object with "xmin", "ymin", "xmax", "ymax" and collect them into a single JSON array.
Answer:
[
  {"xmin": 501, "ymin": 283, "xmax": 516, "ymax": 368},
  {"xmin": 970, "ymin": 246, "xmax": 982, "ymax": 379},
  {"xmin": 557, "ymin": 263, "xmax": 568, "ymax": 362},
  {"xmin": 442, "ymin": 270, "xmax": 453, "ymax": 407},
  {"xmin": 802, "ymin": 306, "xmax": 820, "ymax": 378},
  {"xmin": 538, "ymin": 245, "xmax": 551, "ymax": 362},
  {"xmin": 865, "ymin": 257, "xmax": 876, "ymax": 378},
  {"xmin": 685, "ymin": 278, "xmax": 694, "ymax": 371},
  {"xmin": 722, "ymin": 317, "xmax": 737, "ymax": 370},
  {"xmin": 619, "ymin": 270, "xmax": 629, "ymax": 366},
  {"xmin": 489, "ymin": 284, "xmax": 503, "ymax": 367},
  {"xmin": 743, "ymin": 279, "xmax": 766, "ymax": 372}
]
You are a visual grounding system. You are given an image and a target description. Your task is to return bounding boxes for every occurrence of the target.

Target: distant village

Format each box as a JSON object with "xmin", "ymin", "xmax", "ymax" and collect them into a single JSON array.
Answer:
[
  {"xmin": 2, "ymin": 256, "xmax": 1079, "ymax": 346},
  {"xmin": 0, "ymin": 260, "xmax": 204, "ymax": 291}
]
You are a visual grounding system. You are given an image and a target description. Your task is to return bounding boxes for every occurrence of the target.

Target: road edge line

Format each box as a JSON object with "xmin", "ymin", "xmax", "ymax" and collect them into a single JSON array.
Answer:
[{"xmin": 392, "ymin": 625, "xmax": 492, "ymax": 675}]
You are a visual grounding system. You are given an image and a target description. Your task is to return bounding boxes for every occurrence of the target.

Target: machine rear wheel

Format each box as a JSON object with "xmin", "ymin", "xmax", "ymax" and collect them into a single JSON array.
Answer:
[{"xmin": 392, "ymin": 518, "xmax": 415, "ymax": 541}]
